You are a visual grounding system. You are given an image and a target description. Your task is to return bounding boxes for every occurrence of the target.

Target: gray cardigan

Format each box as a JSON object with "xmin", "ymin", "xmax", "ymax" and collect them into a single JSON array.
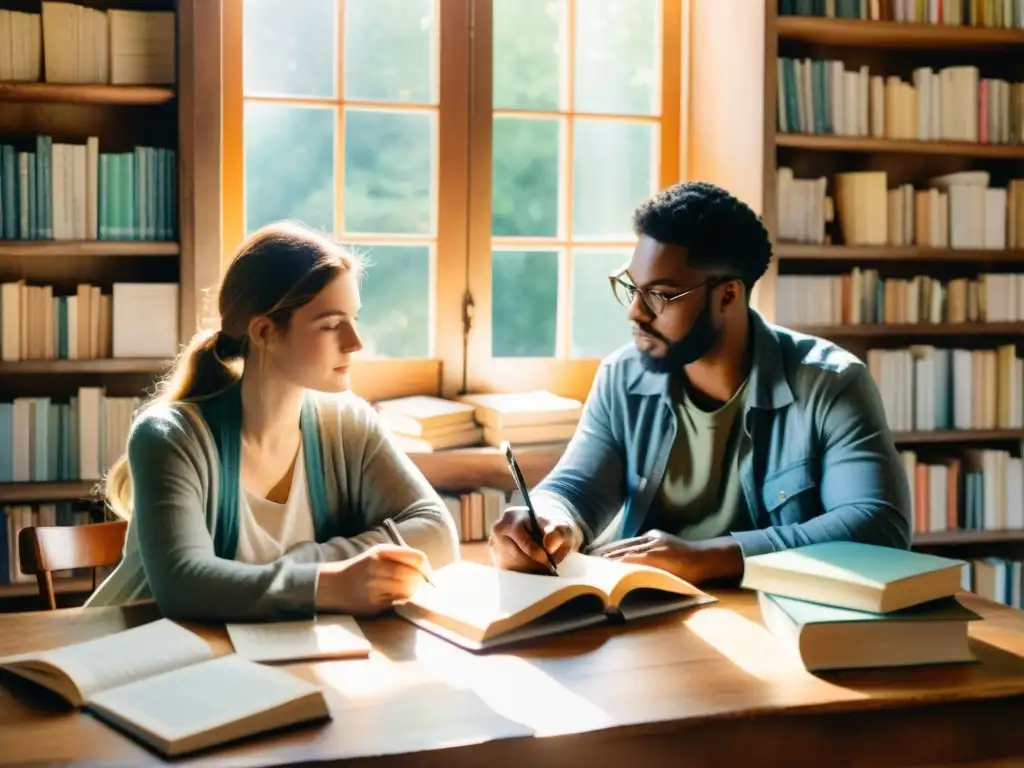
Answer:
[{"xmin": 86, "ymin": 389, "xmax": 460, "ymax": 621}]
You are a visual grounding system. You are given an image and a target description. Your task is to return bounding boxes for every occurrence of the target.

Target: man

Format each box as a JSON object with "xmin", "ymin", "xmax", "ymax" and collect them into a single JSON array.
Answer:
[{"xmin": 490, "ymin": 181, "xmax": 912, "ymax": 585}]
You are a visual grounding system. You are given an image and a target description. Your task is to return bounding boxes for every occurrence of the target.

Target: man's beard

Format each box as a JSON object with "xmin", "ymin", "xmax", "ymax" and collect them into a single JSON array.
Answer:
[{"xmin": 636, "ymin": 296, "xmax": 720, "ymax": 374}]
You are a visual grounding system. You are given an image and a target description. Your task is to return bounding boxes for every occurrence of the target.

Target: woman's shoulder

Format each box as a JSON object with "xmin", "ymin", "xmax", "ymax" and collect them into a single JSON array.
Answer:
[
  {"xmin": 309, "ymin": 389, "xmax": 377, "ymax": 425},
  {"xmin": 128, "ymin": 401, "xmax": 209, "ymax": 455}
]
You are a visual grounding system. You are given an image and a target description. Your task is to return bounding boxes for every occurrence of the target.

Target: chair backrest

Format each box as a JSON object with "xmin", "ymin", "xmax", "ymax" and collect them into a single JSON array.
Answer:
[{"xmin": 18, "ymin": 520, "xmax": 128, "ymax": 610}]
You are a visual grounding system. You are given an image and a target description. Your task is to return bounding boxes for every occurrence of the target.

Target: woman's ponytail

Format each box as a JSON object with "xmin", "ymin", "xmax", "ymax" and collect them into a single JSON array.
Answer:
[{"xmin": 104, "ymin": 328, "xmax": 244, "ymax": 519}]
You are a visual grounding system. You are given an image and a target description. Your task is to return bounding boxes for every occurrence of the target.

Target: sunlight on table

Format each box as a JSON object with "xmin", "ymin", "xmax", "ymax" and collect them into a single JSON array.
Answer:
[
  {"xmin": 683, "ymin": 606, "xmax": 808, "ymax": 681},
  {"xmin": 409, "ymin": 631, "xmax": 615, "ymax": 737}
]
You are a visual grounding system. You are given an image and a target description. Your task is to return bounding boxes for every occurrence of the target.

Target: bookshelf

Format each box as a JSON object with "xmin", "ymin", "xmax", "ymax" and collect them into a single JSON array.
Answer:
[
  {"xmin": 689, "ymin": 2, "xmax": 1024, "ymax": 598},
  {"xmin": 0, "ymin": 0, "xmax": 223, "ymax": 607}
]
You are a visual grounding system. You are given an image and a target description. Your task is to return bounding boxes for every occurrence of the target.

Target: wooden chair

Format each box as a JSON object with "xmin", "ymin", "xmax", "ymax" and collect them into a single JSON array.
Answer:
[{"xmin": 17, "ymin": 520, "xmax": 128, "ymax": 610}]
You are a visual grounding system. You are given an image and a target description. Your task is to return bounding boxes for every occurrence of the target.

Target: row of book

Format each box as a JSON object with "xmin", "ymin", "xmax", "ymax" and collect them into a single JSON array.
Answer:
[
  {"xmin": 775, "ymin": 270, "xmax": 1024, "ymax": 326},
  {"xmin": 866, "ymin": 344, "xmax": 1022, "ymax": 432},
  {"xmin": 0, "ymin": 5, "xmax": 174, "ymax": 85},
  {"xmin": 439, "ymin": 488, "xmax": 526, "ymax": 544},
  {"xmin": 376, "ymin": 391, "xmax": 582, "ymax": 451},
  {"xmin": 903, "ymin": 447, "xmax": 1024, "ymax": 535},
  {"xmin": 0, "ymin": 390, "xmax": 138, "ymax": 484},
  {"xmin": 1, "ymin": 503, "xmax": 96, "ymax": 587},
  {"xmin": 777, "ymin": 57, "xmax": 1020, "ymax": 144},
  {"xmin": 0, "ymin": 138, "xmax": 177, "ymax": 242},
  {"xmin": 777, "ymin": 167, "xmax": 1024, "ymax": 248},
  {"xmin": 0, "ymin": 281, "xmax": 178, "ymax": 363},
  {"xmin": 779, "ymin": 0, "xmax": 1024, "ymax": 26}
]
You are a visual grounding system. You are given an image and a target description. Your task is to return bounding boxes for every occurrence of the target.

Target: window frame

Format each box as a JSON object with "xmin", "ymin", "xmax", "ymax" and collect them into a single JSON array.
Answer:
[
  {"xmin": 220, "ymin": 0, "xmax": 684, "ymax": 406},
  {"xmin": 221, "ymin": 0, "xmax": 471, "ymax": 403},
  {"xmin": 464, "ymin": 0, "xmax": 684, "ymax": 404}
]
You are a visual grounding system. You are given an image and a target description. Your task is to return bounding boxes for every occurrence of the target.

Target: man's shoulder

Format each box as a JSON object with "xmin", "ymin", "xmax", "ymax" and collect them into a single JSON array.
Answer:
[{"xmin": 765, "ymin": 320, "xmax": 867, "ymax": 395}]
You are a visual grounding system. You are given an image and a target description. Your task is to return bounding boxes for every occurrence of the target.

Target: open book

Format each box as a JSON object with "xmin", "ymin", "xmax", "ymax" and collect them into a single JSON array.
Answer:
[
  {"xmin": 395, "ymin": 552, "xmax": 716, "ymax": 650},
  {"xmin": 0, "ymin": 619, "xmax": 330, "ymax": 757}
]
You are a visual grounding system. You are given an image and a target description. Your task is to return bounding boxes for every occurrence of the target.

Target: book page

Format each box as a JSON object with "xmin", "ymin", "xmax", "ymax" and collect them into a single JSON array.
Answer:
[
  {"xmin": 226, "ymin": 616, "xmax": 371, "ymax": 663},
  {"xmin": 405, "ymin": 560, "xmax": 604, "ymax": 635},
  {"xmin": 86, "ymin": 655, "xmax": 327, "ymax": 750},
  {"xmin": 1, "ymin": 619, "xmax": 213, "ymax": 704}
]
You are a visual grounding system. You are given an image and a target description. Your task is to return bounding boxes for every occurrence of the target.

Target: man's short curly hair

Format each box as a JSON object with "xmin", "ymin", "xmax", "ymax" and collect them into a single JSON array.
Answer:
[{"xmin": 631, "ymin": 181, "xmax": 773, "ymax": 294}]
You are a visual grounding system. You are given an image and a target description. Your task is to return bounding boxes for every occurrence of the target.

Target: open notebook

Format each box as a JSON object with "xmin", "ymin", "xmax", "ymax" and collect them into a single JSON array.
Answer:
[
  {"xmin": 395, "ymin": 552, "xmax": 716, "ymax": 650},
  {"xmin": 226, "ymin": 615, "xmax": 371, "ymax": 663},
  {"xmin": 0, "ymin": 619, "xmax": 330, "ymax": 757}
]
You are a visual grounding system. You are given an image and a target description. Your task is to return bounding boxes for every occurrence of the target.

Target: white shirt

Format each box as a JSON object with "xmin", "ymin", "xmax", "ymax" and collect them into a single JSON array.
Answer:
[{"xmin": 236, "ymin": 442, "xmax": 317, "ymax": 565}]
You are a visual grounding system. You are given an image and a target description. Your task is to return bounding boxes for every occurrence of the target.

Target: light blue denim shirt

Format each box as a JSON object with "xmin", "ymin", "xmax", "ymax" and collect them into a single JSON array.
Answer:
[{"xmin": 531, "ymin": 309, "xmax": 912, "ymax": 558}]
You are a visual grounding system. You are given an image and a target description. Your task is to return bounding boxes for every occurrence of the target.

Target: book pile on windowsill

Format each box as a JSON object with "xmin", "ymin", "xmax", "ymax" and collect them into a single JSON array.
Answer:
[
  {"xmin": 741, "ymin": 541, "xmax": 979, "ymax": 672},
  {"xmin": 375, "ymin": 396, "xmax": 482, "ymax": 453},
  {"xmin": 456, "ymin": 390, "xmax": 582, "ymax": 447}
]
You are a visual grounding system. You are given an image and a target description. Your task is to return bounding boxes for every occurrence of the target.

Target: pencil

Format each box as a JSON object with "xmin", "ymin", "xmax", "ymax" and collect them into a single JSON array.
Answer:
[{"xmin": 381, "ymin": 518, "xmax": 437, "ymax": 587}]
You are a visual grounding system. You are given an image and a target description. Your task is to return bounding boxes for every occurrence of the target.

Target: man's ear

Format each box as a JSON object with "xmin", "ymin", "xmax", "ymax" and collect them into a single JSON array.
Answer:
[{"xmin": 720, "ymin": 279, "xmax": 743, "ymax": 309}]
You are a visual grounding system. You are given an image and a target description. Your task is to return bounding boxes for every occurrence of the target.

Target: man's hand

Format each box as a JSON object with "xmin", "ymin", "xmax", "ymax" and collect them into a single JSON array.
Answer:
[
  {"xmin": 592, "ymin": 530, "xmax": 744, "ymax": 585},
  {"xmin": 489, "ymin": 506, "xmax": 579, "ymax": 573}
]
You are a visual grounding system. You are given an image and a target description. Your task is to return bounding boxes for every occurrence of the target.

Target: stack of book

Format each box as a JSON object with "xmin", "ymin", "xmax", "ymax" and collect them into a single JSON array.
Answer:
[
  {"xmin": 457, "ymin": 391, "xmax": 583, "ymax": 447},
  {"xmin": 374, "ymin": 396, "xmax": 481, "ymax": 453},
  {"xmin": 742, "ymin": 541, "xmax": 979, "ymax": 672}
]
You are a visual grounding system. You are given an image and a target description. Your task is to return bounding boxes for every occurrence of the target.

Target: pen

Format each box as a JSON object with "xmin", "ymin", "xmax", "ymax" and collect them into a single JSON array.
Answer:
[
  {"xmin": 500, "ymin": 440, "xmax": 559, "ymax": 576},
  {"xmin": 381, "ymin": 518, "xmax": 437, "ymax": 587}
]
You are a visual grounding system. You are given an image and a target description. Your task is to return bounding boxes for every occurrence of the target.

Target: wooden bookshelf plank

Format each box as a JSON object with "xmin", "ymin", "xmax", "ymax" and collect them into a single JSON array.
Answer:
[
  {"xmin": 0, "ymin": 577, "xmax": 93, "ymax": 599},
  {"xmin": 913, "ymin": 530, "xmax": 1024, "ymax": 546},
  {"xmin": 777, "ymin": 16, "xmax": 1024, "ymax": 49},
  {"xmin": 0, "ymin": 359, "xmax": 171, "ymax": 375},
  {"xmin": 0, "ymin": 82, "xmax": 175, "ymax": 105},
  {"xmin": 893, "ymin": 430, "xmax": 1024, "ymax": 444},
  {"xmin": 775, "ymin": 244, "xmax": 1024, "ymax": 263},
  {"xmin": 793, "ymin": 322, "xmax": 1024, "ymax": 337},
  {"xmin": 0, "ymin": 482, "xmax": 100, "ymax": 503},
  {"xmin": 776, "ymin": 133, "xmax": 1024, "ymax": 158},
  {"xmin": 407, "ymin": 443, "xmax": 565, "ymax": 493},
  {"xmin": 0, "ymin": 241, "xmax": 180, "ymax": 258}
]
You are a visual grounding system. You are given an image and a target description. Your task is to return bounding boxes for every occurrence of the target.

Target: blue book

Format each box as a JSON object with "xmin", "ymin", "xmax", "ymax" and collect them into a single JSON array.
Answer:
[
  {"xmin": 759, "ymin": 591, "xmax": 979, "ymax": 672},
  {"xmin": 740, "ymin": 541, "xmax": 967, "ymax": 613}
]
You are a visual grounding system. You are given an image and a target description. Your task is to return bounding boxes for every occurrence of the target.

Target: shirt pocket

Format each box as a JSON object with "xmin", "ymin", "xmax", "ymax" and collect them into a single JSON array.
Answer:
[{"xmin": 761, "ymin": 458, "xmax": 819, "ymax": 526}]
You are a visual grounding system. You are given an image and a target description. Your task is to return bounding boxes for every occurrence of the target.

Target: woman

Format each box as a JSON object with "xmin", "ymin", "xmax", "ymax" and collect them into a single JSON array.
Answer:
[{"xmin": 87, "ymin": 222, "xmax": 460, "ymax": 621}]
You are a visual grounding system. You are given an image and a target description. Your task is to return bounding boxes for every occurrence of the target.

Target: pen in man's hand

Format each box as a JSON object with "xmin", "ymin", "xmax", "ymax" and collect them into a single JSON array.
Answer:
[
  {"xmin": 381, "ymin": 518, "xmax": 437, "ymax": 587},
  {"xmin": 501, "ymin": 441, "xmax": 559, "ymax": 576}
]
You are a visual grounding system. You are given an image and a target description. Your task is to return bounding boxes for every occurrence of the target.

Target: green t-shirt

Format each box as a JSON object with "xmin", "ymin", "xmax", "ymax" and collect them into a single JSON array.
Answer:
[{"xmin": 649, "ymin": 376, "xmax": 751, "ymax": 540}]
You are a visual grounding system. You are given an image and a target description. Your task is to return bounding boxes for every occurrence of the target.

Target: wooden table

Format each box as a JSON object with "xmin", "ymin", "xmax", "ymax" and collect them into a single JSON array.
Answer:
[{"xmin": 2, "ymin": 590, "xmax": 1024, "ymax": 768}]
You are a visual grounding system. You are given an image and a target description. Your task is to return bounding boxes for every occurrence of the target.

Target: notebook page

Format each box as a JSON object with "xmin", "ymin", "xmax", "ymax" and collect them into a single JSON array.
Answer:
[
  {"xmin": 16, "ymin": 619, "xmax": 213, "ymax": 702},
  {"xmin": 406, "ymin": 560, "xmax": 599, "ymax": 632},
  {"xmin": 87, "ymin": 655, "xmax": 326, "ymax": 745},
  {"xmin": 226, "ymin": 616, "xmax": 371, "ymax": 663}
]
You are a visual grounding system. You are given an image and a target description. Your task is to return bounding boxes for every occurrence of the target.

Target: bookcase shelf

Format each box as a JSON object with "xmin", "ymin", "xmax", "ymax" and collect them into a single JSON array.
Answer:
[
  {"xmin": 792, "ymin": 323, "xmax": 1024, "ymax": 338},
  {"xmin": 776, "ymin": 133, "xmax": 1024, "ymax": 159},
  {"xmin": 0, "ymin": 482, "xmax": 99, "ymax": 504},
  {"xmin": 913, "ymin": 530, "xmax": 1024, "ymax": 546},
  {"xmin": 0, "ymin": 578, "xmax": 92, "ymax": 599},
  {"xmin": 775, "ymin": 244, "xmax": 1024, "ymax": 263},
  {"xmin": 777, "ymin": 16, "xmax": 1024, "ymax": 49},
  {"xmin": 0, "ymin": 241, "xmax": 180, "ymax": 258},
  {"xmin": 893, "ymin": 430, "xmax": 1024, "ymax": 445},
  {"xmin": 0, "ymin": 359, "xmax": 171, "ymax": 375},
  {"xmin": 0, "ymin": 82, "xmax": 175, "ymax": 105}
]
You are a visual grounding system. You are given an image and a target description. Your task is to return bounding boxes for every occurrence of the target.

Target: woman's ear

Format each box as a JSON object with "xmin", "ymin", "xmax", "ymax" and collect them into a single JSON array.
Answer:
[{"xmin": 247, "ymin": 315, "xmax": 275, "ymax": 351}]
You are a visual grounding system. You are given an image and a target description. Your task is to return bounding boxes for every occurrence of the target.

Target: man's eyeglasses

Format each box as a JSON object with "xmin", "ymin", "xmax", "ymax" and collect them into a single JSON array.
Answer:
[{"xmin": 608, "ymin": 267, "xmax": 711, "ymax": 317}]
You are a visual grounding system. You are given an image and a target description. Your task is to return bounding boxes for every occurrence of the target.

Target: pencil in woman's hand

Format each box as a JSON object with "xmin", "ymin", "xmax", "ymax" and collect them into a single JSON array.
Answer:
[{"xmin": 381, "ymin": 518, "xmax": 436, "ymax": 587}]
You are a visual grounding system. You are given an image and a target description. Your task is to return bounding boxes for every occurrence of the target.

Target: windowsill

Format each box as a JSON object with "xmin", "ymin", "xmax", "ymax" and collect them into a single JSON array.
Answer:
[{"xmin": 405, "ymin": 442, "xmax": 567, "ymax": 494}]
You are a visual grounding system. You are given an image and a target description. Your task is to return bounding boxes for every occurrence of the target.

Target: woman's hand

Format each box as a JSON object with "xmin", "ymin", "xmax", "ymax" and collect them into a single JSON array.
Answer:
[{"xmin": 314, "ymin": 544, "xmax": 431, "ymax": 615}]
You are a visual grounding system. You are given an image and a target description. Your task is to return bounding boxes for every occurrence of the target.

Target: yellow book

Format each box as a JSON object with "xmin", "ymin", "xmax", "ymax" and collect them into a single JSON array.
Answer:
[{"xmin": 395, "ymin": 553, "xmax": 716, "ymax": 651}]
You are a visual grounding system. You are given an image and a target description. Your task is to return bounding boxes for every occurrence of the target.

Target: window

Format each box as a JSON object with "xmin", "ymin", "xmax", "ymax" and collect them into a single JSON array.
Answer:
[{"xmin": 223, "ymin": 0, "xmax": 682, "ymax": 404}]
